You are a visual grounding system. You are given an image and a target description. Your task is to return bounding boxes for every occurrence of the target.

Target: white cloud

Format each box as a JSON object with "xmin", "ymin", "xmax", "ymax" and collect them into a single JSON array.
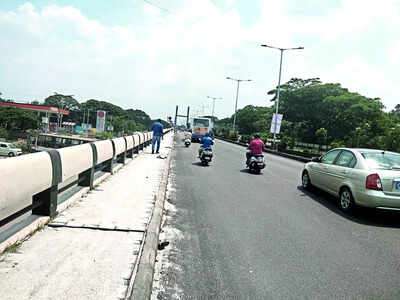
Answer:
[{"xmin": 0, "ymin": 0, "xmax": 399, "ymax": 118}]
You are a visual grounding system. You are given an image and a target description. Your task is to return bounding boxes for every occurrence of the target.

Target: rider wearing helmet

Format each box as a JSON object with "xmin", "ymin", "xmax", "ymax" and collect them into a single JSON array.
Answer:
[
  {"xmin": 246, "ymin": 133, "xmax": 265, "ymax": 163},
  {"xmin": 199, "ymin": 132, "xmax": 214, "ymax": 157}
]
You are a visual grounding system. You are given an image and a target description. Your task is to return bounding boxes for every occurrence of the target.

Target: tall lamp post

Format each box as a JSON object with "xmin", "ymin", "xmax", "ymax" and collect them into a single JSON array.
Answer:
[
  {"xmin": 261, "ymin": 44, "xmax": 303, "ymax": 149},
  {"xmin": 226, "ymin": 77, "xmax": 251, "ymax": 134},
  {"xmin": 207, "ymin": 96, "xmax": 222, "ymax": 126}
]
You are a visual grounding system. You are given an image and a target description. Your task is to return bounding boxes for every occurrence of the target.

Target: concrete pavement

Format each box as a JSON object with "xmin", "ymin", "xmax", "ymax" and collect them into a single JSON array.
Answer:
[{"xmin": 0, "ymin": 133, "xmax": 174, "ymax": 300}]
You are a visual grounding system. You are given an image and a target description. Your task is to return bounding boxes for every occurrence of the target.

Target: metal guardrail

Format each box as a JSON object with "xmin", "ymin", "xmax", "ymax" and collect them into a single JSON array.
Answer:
[{"xmin": 0, "ymin": 129, "xmax": 172, "ymax": 228}]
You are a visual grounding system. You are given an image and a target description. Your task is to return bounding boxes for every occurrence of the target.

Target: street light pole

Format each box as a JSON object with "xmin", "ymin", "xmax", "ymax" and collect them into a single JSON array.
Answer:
[
  {"xmin": 226, "ymin": 77, "xmax": 251, "ymax": 134},
  {"xmin": 207, "ymin": 96, "xmax": 222, "ymax": 125},
  {"xmin": 261, "ymin": 44, "xmax": 303, "ymax": 149}
]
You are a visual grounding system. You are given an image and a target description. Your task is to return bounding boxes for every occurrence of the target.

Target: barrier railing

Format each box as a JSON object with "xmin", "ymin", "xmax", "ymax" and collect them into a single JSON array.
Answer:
[{"xmin": 0, "ymin": 129, "xmax": 172, "ymax": 227}]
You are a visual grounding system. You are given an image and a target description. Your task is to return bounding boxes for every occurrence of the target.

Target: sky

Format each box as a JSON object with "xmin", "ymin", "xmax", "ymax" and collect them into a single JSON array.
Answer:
[{"xmin": 0, "ymin": 0, "xmax": 399, "ymax": 121}]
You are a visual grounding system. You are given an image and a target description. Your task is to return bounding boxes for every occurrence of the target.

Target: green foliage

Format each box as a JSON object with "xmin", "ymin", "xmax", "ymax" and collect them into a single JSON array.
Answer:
[
  {"xmin": 0, "ymin": 127, "xmax": 7, "ymax": 138},
  {"xmin": 44, "ymin": 93, "xmax": 80, "ymax": 111},
  {"xmin": 126, "ymin": 109, "xmax": 152, "ymax": 128},
  {"xmin": 14, "ymin": 140, "xmax": 29, "ymax": 153},
  {"xmin": 98, "ymin": 131, "xmax": 114, "ymax": 140},
  {"xmin": 0, "ymin": 107, "xmax": 40, "ymax": 131}
]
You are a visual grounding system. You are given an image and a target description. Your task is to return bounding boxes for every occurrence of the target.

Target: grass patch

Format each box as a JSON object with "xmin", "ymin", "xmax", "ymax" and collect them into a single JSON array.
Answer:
[
  {"xmin": 2, "ymin": 242, "xmax": 22, "ymax": 254},
  {"xmin": 1, "ymin": 223, "xmax": 46, "ymax": 255}
]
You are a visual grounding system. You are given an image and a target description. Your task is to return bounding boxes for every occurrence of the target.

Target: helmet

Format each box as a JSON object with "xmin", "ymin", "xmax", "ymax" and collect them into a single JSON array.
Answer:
[
  {"xmin": 205, "ymin": 132, "xmax": 210, "ymax": 137},
  {"xmin": 254, "ymin": 133, "xmax": 260, "ymax": 139}
]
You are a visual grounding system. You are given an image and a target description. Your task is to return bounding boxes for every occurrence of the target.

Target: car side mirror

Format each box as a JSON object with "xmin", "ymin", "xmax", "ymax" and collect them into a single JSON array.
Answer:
[{"xmin": 311, "ymin": 156, "xmax": 321, "ymax": 162}]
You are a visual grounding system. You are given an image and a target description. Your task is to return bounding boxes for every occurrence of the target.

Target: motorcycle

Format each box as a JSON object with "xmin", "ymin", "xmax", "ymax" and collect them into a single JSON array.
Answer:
[
  {"xmin": 199, "ymin": 147, "xmax": 213, "ymax": 166},
  {"xmin": 184, "ymin": 138, "xmax": 191, "ymax": 147},
  {"xmin": 246, "ymin": 153, "xmax": 265, "ymax": 174}
]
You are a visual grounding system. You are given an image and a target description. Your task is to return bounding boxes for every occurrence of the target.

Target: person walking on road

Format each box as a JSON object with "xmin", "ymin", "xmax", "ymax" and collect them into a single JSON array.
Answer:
[{"xmin": 151, "ymin": 119, "xmax": 164, "ymax": 154}]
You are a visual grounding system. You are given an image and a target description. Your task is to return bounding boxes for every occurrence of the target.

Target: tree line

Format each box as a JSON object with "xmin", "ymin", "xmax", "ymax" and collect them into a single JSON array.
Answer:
[
  {"xmin": 215, "ymin": 78, "xmax": 400, "ymax": 152},
  {"xmin": 0, "ymin": 92, "xmax": 170, "ymax": 139}
]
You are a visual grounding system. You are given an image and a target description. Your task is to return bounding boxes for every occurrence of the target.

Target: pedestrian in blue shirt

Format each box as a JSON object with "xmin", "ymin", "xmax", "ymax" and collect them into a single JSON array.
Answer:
[{"xmin": 151, "ymin": 119, "xmax": 164, "ymax": 154}]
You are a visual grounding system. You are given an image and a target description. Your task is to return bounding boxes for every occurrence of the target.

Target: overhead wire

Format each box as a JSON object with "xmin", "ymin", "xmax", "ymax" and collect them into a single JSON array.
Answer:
[{"xmin": 141, "ymin": 0, "xmax": 172, "ymax": 14}]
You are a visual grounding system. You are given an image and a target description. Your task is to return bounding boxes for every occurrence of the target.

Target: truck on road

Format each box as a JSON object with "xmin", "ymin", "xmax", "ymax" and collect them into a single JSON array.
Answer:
[{"xmin": 190, "ymin": 117, "xmax": 213, "ymax": 142}]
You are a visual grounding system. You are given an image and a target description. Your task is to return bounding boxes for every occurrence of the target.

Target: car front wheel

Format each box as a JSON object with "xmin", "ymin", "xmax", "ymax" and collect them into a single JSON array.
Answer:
[
  {"xmin": 339, "ymin": 187, "xmax": 355, "ymax": 212},
  {"xmin": 8, "ymin": 152, "xmax": 15, "ymax": 157}
]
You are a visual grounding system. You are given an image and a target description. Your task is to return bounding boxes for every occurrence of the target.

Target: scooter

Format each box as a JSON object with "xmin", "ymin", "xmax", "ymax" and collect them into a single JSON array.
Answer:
[
  {"xmin": 199, "ymin": 147, "xmax": 213, "ymax": 166},
  {"xmin": 184, "ymin": 138, "xmax": 191, "ymax": 147},
  {"xmin": 246, "ymin": 153, "xmax": 265, "ymax": 174}
]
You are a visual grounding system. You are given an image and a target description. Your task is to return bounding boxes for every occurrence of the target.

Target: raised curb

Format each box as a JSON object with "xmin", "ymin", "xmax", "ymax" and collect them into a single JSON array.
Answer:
[
  {"xmin": 215, "ymin": 136, "xmax": 311, "ymax": 163},
  {"xmin": 127, "ymin": 135, "xmax": 174, "ymax": 300}
]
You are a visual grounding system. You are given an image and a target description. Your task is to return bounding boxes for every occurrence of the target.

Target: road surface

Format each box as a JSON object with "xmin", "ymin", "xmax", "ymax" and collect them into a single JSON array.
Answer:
[{"xmin": 153, "ymin": 134, "xmax": 400, "ymax": 299}]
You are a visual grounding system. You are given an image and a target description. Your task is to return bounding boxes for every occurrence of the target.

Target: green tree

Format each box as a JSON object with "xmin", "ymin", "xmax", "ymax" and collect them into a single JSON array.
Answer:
[
  {"xmin": 0, "ymin": 107, "xmax": 40, "ymax": 131},
  {"xmin": 44, "ymin": 93, "xmax": 80, "ymax": 111},
  {"xmin": 126, "ymin": 109, "xmax": 152, "ymax": 128}
]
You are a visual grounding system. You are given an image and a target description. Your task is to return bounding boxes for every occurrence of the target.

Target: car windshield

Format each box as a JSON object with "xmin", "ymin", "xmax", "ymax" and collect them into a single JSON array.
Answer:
[
  {"xmin": 361, "ymin": 152, "xmax": 400, "ymax": 170},
  {"xmin": 9, "ymin": 144, "xmax": 16, "ymax": 148},
  {"xmin": 193, "ymin": 119, "xmax": 209, "ymax": 127}
]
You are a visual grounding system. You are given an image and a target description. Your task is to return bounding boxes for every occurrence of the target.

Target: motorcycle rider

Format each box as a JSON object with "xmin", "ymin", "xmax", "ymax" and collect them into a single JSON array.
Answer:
[
  {"xmin": 199, "ymin": 132, "xmax": 214, "ymax": 157},
  {"xmin": 246, "ymin": 133, "xmax": 265, "ymax": 164},
  {"xmin": 184, "ymin": 130, "xmax": 192, "ymax": 141}
]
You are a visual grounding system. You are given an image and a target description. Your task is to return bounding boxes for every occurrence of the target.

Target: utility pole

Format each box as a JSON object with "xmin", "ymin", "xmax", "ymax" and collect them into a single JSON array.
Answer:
[
  {"xmin": 207, "ymin": 96, "xmax": 222, "ymax": 128},
  {"xmin": 226, "ymin": 77, "xmax": 251, "ymax": 134}
]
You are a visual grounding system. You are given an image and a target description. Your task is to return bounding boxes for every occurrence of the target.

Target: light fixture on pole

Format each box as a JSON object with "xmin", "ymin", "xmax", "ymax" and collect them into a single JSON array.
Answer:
[
  {"xmin": 261, "ymin": 44, "xmax": 303, "ymax": 149},
  {"xmin": 226, "ymin": 77, "xmax": 252, "ymax": 134},
  {"xmin": 207, "ymin": 96, "xmax": 222, "ymax": 125}
]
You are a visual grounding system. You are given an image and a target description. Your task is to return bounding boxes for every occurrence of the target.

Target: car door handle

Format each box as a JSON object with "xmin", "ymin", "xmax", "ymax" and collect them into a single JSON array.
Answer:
[{"xmin": 341, "ymin": 170, "xmax": 348, "ymax": 174}]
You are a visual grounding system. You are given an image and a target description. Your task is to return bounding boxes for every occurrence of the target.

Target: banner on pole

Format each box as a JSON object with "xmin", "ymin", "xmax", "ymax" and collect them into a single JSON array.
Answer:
[
  {"xmin": 96, "ymin": 110, "xmax": 106, "ymax": 132},
  {"xmin": 270, "ymin": 113, "xmax": 283, "ymax": 134}
]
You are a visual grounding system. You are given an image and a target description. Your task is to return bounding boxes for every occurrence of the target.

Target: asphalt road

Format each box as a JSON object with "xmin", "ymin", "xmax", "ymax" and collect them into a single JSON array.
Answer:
[{"xmin": 154, "ymin": 134, "xmax": 400, "ymax": 300}]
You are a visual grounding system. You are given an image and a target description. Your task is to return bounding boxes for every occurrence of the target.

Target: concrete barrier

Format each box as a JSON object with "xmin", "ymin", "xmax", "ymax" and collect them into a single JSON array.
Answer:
[
  {"xmin": 137, "ymin": 133, "xmax": 145, "ymax": 150},
  {"xmin": 93, "ymin": 140, "xmax": 114, "ymax": 164},
  {"xmin": 58, "ymin": 144, "xmax": 94, "ymax": 182},
  {"xmin": 113, "ymin": 137, "xmax": 126, "ymax": 155},
  {"xmin": 133, "ymin": 134, "xmax": 140, "ymax": 153},
  {"xmin": 125, "ymin": 136, "xmax": 134, "ymax": 158},
  {"xmin": 0, "ymin": 129, "xmax": 174, "ymax": 228},
  {"xmin": 0, "ymin": 152, "xmax": 53, "ymax": 222}
]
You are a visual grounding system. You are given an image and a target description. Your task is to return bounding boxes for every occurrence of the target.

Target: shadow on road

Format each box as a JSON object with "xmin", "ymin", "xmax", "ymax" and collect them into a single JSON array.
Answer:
[
  {"xmin": 297, "ymin": 186, "xmax": 400, "ymax": 228},
  {"xmin": 239, "ymin": 168, "xmax": 263, "ymax": 175},
  {"xmin": 191, "ymin": 162, "xmax": 210, "ymax": 167}
]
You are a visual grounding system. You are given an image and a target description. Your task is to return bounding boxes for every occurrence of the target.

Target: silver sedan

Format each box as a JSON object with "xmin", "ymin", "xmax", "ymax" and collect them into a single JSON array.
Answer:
[{"xmin": 301, "ymin": 148, "xmax": 400, "ymax": 212}]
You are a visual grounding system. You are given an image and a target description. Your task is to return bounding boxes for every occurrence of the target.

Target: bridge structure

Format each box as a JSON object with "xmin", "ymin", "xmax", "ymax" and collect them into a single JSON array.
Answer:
[{"xmin": 0, "ymin": 129, "xmax": 174, "ymax": 300}]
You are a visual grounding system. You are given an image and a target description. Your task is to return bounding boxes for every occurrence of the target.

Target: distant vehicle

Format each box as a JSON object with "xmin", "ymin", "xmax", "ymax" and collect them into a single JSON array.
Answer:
[
  {"xmin": 0, "ymin": 142, "xmax": 22, "ymax": 157},
  {"xmin": 302, "ymin": 148, "xmax": 400, "ymax": 212},
  {"xmin": 184, "ymin": 138, "xmax": 191, "ymax": 147},
  {"xmin": 28, "ymin": 133, "xmax": 97, "ymax": 152},
  {"xmin": 190, "ymin": 117, "xmax": 212, "ymax": 142}
]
